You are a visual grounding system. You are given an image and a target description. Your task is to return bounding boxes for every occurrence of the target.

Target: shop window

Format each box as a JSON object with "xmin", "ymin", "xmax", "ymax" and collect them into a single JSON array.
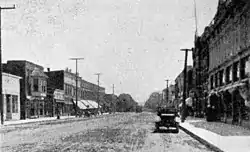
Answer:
[
  {"xmin": 40, "ymin": 103, "xmax": 43, "ymax": 115},
  {"xmin": 6, "ymin": 94, "xmax": 11, "ymax": 113},
  {"xmin": 33, "ymin": 78, "xmax": 39, "ymax": 92},
  {"xmin": 12, "ymin": 95, "xmax": 18, "ymax": 113}
]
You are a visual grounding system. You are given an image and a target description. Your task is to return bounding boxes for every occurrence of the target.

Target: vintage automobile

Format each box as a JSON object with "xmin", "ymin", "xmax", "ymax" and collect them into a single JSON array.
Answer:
[{"xmin": 155, "ymin": 107, "xmax": 180, "ymax": 133}]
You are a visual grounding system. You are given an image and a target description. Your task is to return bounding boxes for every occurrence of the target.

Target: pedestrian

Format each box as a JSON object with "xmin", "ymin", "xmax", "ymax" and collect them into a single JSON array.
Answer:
[{"xmin": 185, "ymin": 95, "xmax": 193, "ymax": 116}]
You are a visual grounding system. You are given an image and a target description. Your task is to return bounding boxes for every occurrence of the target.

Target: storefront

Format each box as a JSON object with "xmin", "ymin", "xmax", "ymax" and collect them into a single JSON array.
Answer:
[
  {"xmin": 54, "ymin": 89, "xmax": 65, "ymax": 116},
  {"xmin": 27, "ymin": 95, "xmax": 46, "ymax": 118},
  {"xmin": 2, "ymin": 73, "xmax": 22, "ymax": 121}
]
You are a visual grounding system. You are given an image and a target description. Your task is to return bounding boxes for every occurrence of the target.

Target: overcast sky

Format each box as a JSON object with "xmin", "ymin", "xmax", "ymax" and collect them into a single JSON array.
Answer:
[{"xmin": 1, "ymin": 0, "xmax": 218, "ymax": 103}]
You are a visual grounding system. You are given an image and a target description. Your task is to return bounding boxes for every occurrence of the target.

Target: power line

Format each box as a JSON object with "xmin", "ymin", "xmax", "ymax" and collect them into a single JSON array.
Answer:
[{"xmin": 0, "ymin": 5, "xmax": 16, "ymax": 125}]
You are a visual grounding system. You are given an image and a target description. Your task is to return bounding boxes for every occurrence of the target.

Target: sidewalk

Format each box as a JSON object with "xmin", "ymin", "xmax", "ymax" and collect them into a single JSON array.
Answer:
[
  {"xmin": 2, "ymin": 115, "xmax": 76, "ymax": 126},
  {"xmin": 179, "ymin": 119, "xmax": 250, "ymax": 152}
]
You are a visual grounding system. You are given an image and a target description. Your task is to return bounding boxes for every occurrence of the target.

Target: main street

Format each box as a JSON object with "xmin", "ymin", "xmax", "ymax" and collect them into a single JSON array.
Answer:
[{"xmin": 1, "ymin": 112, "xmax": 213, "ymax": 152}]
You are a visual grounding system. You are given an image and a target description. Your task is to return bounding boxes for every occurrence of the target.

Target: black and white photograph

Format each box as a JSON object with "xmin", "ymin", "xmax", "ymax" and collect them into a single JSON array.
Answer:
[{"xmin": 0, "ymin": 0, "xmax": 250, "ymax": 151}]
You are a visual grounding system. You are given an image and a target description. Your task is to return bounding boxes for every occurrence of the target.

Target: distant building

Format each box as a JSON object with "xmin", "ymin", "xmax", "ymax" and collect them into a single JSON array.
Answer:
[
  {"xmin": 162, "ymin": 84, "xmax": 175, "ymax": 107},
  {"xmin": 2, "ymin": 72, "xmax": 22, "ymax": 121},
  {"xmin": 46, "ymin": 68, "xmax": 81, "ymax": 116},
  {"xmin": 81, "ymin": 79, "xmax": 105, "ymax": 101},
  {"xmin": 174, "ymin": 66, "xmax": 194, "ymax": 100},
  {"xmin": 3, "ymin": 60, "xmax": 48, "ymax": 119},
  {"xmin": 46, "ymin": 68, "xmax": 106, "ymax": 116}
]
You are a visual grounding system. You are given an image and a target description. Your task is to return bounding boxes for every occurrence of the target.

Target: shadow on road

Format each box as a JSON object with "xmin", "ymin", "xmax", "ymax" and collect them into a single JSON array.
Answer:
[{"xmin": 152, "ymin": 129, "xmax": 179, "ymax": 134}]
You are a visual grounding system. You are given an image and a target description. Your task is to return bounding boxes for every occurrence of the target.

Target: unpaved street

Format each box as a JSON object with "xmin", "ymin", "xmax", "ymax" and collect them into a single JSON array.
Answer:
[{"xmin": 1, "ymin": 112, "xmax": 213, "ymax": 152}]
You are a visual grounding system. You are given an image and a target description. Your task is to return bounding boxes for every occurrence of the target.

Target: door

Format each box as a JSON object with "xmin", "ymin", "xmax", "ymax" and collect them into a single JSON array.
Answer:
[{"xmin": 6, "ymin": 94, "xmax": 12, "ymax": 120}]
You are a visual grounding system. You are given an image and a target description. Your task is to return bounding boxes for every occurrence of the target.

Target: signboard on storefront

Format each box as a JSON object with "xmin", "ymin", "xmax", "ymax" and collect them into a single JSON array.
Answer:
[{"xmin": 54, "ymin": 89, "xmax": 64, "ymax": 100}]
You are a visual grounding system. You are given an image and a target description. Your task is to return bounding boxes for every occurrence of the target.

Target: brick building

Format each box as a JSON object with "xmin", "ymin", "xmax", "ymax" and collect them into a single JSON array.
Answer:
[
  {"xmin": 46, "ymin": 68, "xmax": 81, "ymax": 116},
  {"xmin": 193, "ymin": 28, "xmax": 210, "ymax": 99},
  {"xmin": 207, "ymin": 1, "xmax": 250, "ymax": 93},
  {"xmin": 3, "ymin": 60, "xmax": 48, "ymax": 119},
  {"xmin": 175, "ymin": 66, "xmax": 194, "ymax": 101},
  {"xmin": 46, "ymin": 68, "xmax": 106, "ymax": 116}
]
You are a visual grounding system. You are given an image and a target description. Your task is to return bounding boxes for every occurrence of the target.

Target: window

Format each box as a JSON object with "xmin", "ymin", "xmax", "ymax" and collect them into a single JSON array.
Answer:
[
  {"xmin": 233, "ymin": 62, "xmax": 239, "ymax": 82},
  {"xmin": 6, "ymin": 95, "xmax": 11, "ymax": 113},
  {"xmin": 33, "ymin": 78, "xmax": 39, "ymax": 92},
  {"xmin": 219, "ymin": 70, "xmax": 224, "ymax": 86},
  {"xmin": 210, "ymin": 76, "xmax": 214, "ymax": 89},
  {"xmin": 42, "ymin": 80, "xmax": 46, "ymax": 92},
  {"xmin": 245, "ymin": 56, "xmax": 250, "ymax": 77},
  {"xmin": 240, "ymin": 58, "xmax": 246, "ymax": 79},
  {"xmin": 12, "ymin": 95, "xmax": 18, "ymax": 113},
  {"xmin": 215, "ymin": 73, "xmax": 218, "ymax": 88}
]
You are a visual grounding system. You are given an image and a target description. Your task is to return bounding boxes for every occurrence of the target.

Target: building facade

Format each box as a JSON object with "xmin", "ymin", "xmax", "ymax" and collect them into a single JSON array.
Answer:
[
  {"xmin": 193, "ymin": 29, "xmax": 210, "ymax": 99},
  {"xmin": 3, "ymin": 60, "xmax": 48, "ymax": 119},
  {"xmin": 208, "ymin": 1, "xmax": 250, "ymax": 93},
  {"xmin": 162, "ymin": 84, "xmax": 175, "ymax": 107},
  {"xmin": 175, "ymin": 66, "xmax": 194, "ymax": 101},
  {"xmin": 46, "ymin": 68, "xmax": 106, "ymax": 116},
  {"xmin": 46, "ymin": 69, "xmax": 81, "ymax": 116},
  {"xmin": 2, "ymin": 73, "xmax": 22, "ymax": 121},
  {"xmin": 81, "ymin": 79, "xmax": 105, "ymax": 107}
]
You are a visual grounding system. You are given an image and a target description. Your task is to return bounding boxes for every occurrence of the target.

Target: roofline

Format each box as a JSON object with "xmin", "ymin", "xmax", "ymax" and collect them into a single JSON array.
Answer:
[
  {"xmin": 7, "ymin": 60, "xmax": 44, "ymax": 69},
  {"xmin": 3, "ymin": 72, "xmax": 22, "ymax": 79}
]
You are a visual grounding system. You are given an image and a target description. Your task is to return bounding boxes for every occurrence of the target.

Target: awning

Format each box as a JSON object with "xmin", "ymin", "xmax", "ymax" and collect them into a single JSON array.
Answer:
[
  {"xmin": 73, "ymin": 100, "xmax": 88, "ymax": 110},
  {"xmin": 86, "ymin": 100, "xmax": 99, "ymax": 108},
  {"xmin": 81, "ymin": 100, "xmax": 95, "ymax": 109}
]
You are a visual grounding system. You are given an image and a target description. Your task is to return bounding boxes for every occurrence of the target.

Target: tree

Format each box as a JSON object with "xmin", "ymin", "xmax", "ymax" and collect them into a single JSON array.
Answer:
[
  {"xmin": 116, "ymin": 93, "xmax": 138, "ymax": 112},
  {"xmin": 144, "ymin": 92, "xmax": 162, "ymax": 111}
]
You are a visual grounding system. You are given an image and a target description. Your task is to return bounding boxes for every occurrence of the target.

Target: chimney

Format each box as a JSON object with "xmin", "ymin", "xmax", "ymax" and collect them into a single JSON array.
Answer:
[{"xmin": 47, "ymin": 68, "xmax": 50, "ymax": 72}]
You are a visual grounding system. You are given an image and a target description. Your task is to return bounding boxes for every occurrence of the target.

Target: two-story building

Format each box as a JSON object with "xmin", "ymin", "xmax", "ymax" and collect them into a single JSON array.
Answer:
[
  {"xmin": 46, "ymin": 68, "xmax": 81, "ymax": 116},
  {"xmin": 3, "ymin": 60, "xmax": 48, "ymax": 119}
]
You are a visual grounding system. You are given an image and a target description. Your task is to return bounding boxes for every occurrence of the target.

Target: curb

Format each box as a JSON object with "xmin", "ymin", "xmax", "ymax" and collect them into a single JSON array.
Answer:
[
  {"xmin": 2, "ymin": 113, "xmax": 121, "ymax": 127},
  {"xmin": 179, "ymin": 125, "xmax": 224, "ymax": 152}
]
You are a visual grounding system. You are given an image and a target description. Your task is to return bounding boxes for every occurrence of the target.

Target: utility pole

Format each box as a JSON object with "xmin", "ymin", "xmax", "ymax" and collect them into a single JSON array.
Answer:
[
  {"xmin": 112, "ymin": 84, "xmax": 115, "ymax": 113},
  {"xmin": 0, "ymin": 5, "xmax": 15, "ymax": 125},
  {"xmin": 180, "ymin": 48, "xmax": 193, "ymax": 122},
  {"xmin": 165, "ymin": 79, "xmax": 169, "ymax": 106},
  {"xmin": 95, "ymin": 73, "xmax": 102, "ymax": 114},
  {"xmin": 69, "ymin": 58, "xmax": 84, "ymax": 117}
]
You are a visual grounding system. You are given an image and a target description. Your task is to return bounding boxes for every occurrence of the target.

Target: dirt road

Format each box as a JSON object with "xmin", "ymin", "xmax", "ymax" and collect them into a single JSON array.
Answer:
[{"xmin": 0, "ymin": 112, "xmax": 213, "ymax": 152}]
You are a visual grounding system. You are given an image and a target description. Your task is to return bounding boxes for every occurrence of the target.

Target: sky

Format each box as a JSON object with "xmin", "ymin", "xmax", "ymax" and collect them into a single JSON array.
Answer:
[{"xmin": 0, "ymin": 0, "xmax": 218, "ymax": 104}]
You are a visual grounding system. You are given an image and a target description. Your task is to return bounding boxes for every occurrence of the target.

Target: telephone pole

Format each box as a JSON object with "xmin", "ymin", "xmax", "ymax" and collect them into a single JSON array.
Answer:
[
  {"xmin": 165, "ymin": 79, "xmax": 169, "ymax": 105},
  {"xmin": 180, "ymin": 48, "xmax": 193, "ymax": 122},
  {"xmin": 69, "ymin": 58, "xmax": 84, "ymax": 117},
  {"xmin": 95, "ymin": 73, "xmax": 102, "ymax": 114},
  {"xmin": 0, "ymin": 5, "xmax": 15, "ymax": 125},
  {"xmin": 112, "ymin": 84, "xmax": 115, "ymax": 113}
]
